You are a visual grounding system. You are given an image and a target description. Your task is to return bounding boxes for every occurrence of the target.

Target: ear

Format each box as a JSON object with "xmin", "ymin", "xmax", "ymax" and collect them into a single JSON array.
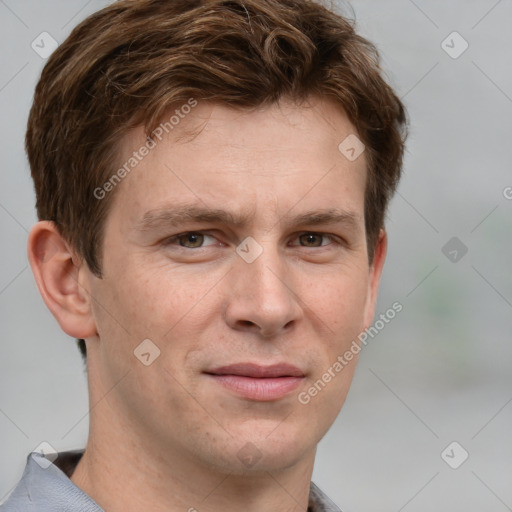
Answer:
[
  {"xmin": 27, "ymin": 221, "xmax": 97, "ymax": 339},
  {"xmin": 362, "ymin": 228, "xmax": 388, "ymax": 330}
]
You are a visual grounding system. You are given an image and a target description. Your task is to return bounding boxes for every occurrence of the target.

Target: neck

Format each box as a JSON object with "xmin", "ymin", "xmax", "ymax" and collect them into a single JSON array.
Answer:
[{"xmin": 70, "ymin": 429, "xmax": 315, "ymax": 512}]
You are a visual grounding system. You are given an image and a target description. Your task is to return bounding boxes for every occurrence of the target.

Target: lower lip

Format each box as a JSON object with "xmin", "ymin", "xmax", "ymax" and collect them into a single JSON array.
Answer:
[{"xmin": 206, "ymin": 374, "xmax": 304, "ymax": 401}]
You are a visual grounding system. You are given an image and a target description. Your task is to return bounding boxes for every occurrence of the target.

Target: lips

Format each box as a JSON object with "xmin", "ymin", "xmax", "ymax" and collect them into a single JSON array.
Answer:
[
  {"xmin": 206, "ymin": 362, "xmax": 305, "ymax": 378},
  {"xmin": 205, "ymin": 362, "xmax": 305, "ymax": 401}
]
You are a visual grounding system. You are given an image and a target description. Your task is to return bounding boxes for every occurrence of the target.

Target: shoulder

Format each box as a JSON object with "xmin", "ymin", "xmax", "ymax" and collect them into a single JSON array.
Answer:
[
  {"xmin": 0, "ymin": 451, "xmax": 102, "ymax": 512},
  {"xmin": 309, "ymin": 481, "xmax": 343, "ymax": 512}
]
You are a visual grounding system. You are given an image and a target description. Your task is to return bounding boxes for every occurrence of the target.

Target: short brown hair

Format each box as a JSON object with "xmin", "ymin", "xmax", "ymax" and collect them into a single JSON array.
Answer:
[{"xmin": 26, "ymin": 0, "xmax": 407, "ymax": 362}]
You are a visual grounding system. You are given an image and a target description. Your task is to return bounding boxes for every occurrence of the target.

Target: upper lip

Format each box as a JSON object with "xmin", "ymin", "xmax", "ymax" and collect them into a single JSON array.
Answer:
[{"xmin": 205, "ymin": 362, "xmax": 305, "ymax": 378}]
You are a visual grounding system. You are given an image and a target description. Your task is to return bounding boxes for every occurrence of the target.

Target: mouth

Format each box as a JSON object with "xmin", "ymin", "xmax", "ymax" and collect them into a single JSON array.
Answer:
[{"xmin": 204, "ymin": 362, "xmax": 305, "ymax": 401}]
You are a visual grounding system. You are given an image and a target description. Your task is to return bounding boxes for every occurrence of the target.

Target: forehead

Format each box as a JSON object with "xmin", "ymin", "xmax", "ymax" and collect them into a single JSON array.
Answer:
[{"xmin": 109, "ymin": 97, "xmax": 367, "ymax": 227}]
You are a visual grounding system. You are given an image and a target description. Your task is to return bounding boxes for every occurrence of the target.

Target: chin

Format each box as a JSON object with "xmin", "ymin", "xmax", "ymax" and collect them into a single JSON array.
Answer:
[{"xmin": 218, "ymin": 427, "xmax": 314, "ymax": 475}]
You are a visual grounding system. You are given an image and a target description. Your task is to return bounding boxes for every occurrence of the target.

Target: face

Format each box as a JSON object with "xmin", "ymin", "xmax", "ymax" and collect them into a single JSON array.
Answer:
[{"xmin": 84, "ymin": 97, "xmax": 385, "ymax": 474}]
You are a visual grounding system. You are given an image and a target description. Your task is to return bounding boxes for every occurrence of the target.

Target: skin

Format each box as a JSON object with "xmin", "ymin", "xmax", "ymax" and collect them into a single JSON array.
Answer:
[{"xmin": 28, "ymin": 97, "xmax": 387, "ymax": 512}]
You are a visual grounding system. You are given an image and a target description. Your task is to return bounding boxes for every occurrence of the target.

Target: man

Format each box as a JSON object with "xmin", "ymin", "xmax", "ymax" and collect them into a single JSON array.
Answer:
[{"xmin": 1, "ymin": 0, "xmax": 406, "ymax": 510}]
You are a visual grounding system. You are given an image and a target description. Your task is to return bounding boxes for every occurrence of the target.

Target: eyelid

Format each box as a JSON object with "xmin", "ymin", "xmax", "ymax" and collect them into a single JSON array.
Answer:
[
  {"xmin": 162, "ymin": 230, "xmax": 344, "ymax": 249},
  {"xmin": 162, "ymin": 231, "xmax": 219, "ymax": 247},
  {"xmin": 290, "ymin": 232, "xmax": 343, "ymax": 247}
]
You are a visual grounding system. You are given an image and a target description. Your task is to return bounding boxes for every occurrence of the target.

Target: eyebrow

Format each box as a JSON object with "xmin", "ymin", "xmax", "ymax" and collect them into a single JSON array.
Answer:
[{"xmin": 134, "ymin": 203, "xmax": 361, "ymax": 232}]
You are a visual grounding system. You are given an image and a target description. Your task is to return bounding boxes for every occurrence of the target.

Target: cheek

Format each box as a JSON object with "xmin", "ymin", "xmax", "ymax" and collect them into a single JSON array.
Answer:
[
  {"xmin": 297, "ymin": 275, "xmax": 368, "ymax": 434},
  {"xmin": 305, "ymin": 265, "xmax": 370, "ymax": 340},
  {"xmin": 99, "ymin": 263, "xmax": 204, "ymax": 340}
]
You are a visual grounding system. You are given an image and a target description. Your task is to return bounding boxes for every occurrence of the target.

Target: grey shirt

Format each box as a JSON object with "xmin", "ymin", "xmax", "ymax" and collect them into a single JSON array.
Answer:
[{"xmin": 1, "ymin": 451, "xmax": 342, "ymax": 511}]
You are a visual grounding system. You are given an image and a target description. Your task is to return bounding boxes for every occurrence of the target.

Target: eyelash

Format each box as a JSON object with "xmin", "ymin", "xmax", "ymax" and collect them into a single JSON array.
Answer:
[{"xmin": 162, "ymin": 231, "xmax": 343, "ymax": 249}]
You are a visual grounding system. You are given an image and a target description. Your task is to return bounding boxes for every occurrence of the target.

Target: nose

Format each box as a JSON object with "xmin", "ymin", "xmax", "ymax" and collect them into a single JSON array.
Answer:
[{"xmin": 223, "ymin": 241, "xmax": 302, "ymax": 338}]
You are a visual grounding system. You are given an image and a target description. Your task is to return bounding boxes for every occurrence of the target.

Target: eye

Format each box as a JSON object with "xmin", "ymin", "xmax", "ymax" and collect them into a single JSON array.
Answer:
[
  {"xmin": 163, "ymin": 231, "xmax": 217, "ymax": 248},
  {"xmin": 294, "ymin": 232, "xmax": 338, "ymax": 247}
]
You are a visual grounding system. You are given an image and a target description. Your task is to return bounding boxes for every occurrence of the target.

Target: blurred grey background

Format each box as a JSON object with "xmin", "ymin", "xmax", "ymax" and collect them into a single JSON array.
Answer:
[{"xmin": 1, "ymin": 1, "xmax": 511, "ymax": 510}]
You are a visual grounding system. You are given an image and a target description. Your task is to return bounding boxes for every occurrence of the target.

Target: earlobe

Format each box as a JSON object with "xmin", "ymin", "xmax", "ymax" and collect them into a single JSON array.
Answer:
[
  {"xmin": 27, "ymin": 221, "xmax": 97, "ymax": 339},
  {"xmin": 362, "ymin": 229, "xmax": 388, "ymax": 330}
]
